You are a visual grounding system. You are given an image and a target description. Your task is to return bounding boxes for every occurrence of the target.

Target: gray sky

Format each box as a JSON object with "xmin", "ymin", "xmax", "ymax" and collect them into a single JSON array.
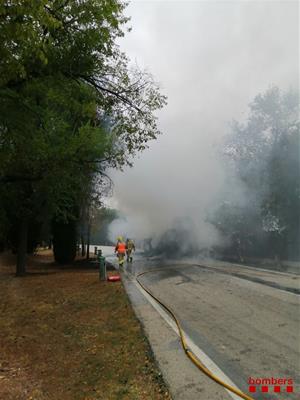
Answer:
[{"xmin": 108, "ymin": 0, "xmax": 299, "ymax": 243}]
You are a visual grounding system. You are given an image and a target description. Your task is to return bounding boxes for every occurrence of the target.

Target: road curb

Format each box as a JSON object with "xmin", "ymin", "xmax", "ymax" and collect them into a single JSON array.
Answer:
[{"xmin": 121, "ymin": 266, "xmax": 233, "ymax": 400}]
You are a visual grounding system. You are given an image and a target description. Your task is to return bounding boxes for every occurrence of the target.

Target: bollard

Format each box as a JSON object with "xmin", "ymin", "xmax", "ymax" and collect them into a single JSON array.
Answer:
[
  {"xmin": 97, "ymin": 250, "xmax": 107, "ymax": 281},
  {"xmin": 94, "ymin": 246, "xmax": 98, "ymax": 255}
]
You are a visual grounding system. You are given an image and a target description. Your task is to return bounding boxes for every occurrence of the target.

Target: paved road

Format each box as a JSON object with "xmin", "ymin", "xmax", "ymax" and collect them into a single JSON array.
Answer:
[
  {"xmin": 125, "ymin": 258, "xmax": 300, "ymax": 400},
  {"xmin": 102, "ymin": 247, "xmax": 300, "ymax": 399}
]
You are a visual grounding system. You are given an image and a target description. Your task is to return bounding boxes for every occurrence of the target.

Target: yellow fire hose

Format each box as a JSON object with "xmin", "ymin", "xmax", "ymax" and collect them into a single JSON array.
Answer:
[{"xmin": 135, "ymin": 268, "xmax": 255, "ymax": 400}]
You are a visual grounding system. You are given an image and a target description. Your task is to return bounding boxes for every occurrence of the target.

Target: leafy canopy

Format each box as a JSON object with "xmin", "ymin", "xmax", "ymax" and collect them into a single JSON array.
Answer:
[
  {"xmin": 212, "ymin": 87, "xmax": 299, "ymax": 259},
  {"xmin": 0, "ymin": 0, "xmax": 166, "ymax": 244}
]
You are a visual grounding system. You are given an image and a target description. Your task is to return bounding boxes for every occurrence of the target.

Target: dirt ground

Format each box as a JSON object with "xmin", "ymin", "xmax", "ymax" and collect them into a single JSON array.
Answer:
[{"xmin": 0, "ymin": 250, "xmax": 171, "ymax": 400}]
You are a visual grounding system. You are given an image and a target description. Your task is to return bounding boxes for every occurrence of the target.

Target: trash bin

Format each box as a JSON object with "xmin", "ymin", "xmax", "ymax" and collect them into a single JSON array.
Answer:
[{"xmin": 97, "ymin": 250, "xmax": 106, "ymax": 281}]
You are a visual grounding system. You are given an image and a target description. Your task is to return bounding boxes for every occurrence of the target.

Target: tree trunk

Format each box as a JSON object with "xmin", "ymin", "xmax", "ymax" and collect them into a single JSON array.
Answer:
[
  {"xmin": 16, "ymin": 218, "xmax": 28, "ymax": 276},
  {"xmin": 86, "ymin": 223, "xmax": 91, "ymax": 260},
  {"xmin": 81, "ymin": 235, "xmax": 85, "ymax": 257}
]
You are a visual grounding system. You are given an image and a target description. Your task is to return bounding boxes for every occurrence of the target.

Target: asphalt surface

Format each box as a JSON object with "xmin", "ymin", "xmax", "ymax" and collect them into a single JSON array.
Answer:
[{"xmin": 103, "ymin": 248, "xmax": 300, "ymax": 400}]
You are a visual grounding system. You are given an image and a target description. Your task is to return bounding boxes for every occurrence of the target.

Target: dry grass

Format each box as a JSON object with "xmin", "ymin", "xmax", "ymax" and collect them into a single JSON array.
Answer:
[{"xmin": 0, "ymin": 251, "xmax": 171, "ymax": 400}]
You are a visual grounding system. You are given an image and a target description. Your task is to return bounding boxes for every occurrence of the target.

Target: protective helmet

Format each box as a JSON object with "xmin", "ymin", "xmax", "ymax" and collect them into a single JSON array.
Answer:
[{"xmin": 117, "ymin": 236, "xmax": 123, "ymax": 241}]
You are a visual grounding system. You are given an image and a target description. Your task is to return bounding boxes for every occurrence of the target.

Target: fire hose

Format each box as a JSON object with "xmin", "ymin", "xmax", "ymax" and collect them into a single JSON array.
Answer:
[{"xmin": 135, "ymin": 268, "xmax": 255, "ymax": 400}]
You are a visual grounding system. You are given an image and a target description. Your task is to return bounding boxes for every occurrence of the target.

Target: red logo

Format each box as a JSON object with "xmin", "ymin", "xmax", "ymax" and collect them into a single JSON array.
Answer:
[{"xmin": 248, "ymin": 377, "xmax": 294, "ymax": 394}]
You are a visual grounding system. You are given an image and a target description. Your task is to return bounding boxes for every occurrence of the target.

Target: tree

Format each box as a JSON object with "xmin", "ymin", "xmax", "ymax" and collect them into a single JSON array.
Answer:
[
  {"xmin": 89, "ymin": 207, "xmax": 119, "ymax": 246},
  {"xmin": 77, "ymin": 174, "xmax": 113, "ymax": 259},
  {"xmin": 0, "ymin": 1, "xmax": 167, "ymax": 274},
  {"xmin": 214, "ymin": 87, "xmax": 299, "ymax": 261},
  {"xmin": 52, "ymin": 218, "xmax": 77, "ymax": 265},
  {"xmin": 0, "ymin": 76, "xmax": 110, "ymax": 271},
  {"xmin": 0, "ymin": 1, "xmax": 166, "ymax": 166}
]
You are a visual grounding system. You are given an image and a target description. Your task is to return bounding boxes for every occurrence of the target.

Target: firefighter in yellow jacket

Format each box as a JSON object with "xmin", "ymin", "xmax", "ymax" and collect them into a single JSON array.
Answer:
[
  {"xmin": 126, "ymin": 238, "xmax": 135, "ymax": 262},
  {"xmin": 115, "ymin": 236, "xmax": 126, "ymax": 267}
]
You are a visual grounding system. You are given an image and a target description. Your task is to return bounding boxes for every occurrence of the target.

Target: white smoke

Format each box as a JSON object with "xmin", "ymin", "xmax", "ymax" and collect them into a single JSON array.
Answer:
[{"xmin": 106, "ymin": 1, "xmax": 298, "ymax": 250}]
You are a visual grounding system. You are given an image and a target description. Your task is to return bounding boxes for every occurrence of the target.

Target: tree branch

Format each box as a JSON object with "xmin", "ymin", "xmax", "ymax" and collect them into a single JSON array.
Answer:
[{"xmin": 79, "ymin": 75, "xmax": 144, "ymax": 114}]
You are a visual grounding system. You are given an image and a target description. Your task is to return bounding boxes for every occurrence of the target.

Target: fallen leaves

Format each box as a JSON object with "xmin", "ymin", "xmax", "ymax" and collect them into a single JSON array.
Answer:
[{"xmin": 0, "ymin": 252, "xmax": 171, "ymax": 400}]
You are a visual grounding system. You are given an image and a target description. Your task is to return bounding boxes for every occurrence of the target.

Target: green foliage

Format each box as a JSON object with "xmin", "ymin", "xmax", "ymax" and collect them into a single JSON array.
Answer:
[
  {"xmin": 0, "ymin": 0, "xmax": 166, "ymax": 167},
  {"xmin": 214, "ymin": 87, "xmax": 300, "ymax": 260},
  {"xmin": 0, "ymin": 75, "xmax": 109, "ymax": 223},
  {"xmin": 0, "ymin": 0, "xmax": 128, "ymax": 86},
  {"xmin": 0, "ymin": 1, "xmax": 166, "ymax": 268}
]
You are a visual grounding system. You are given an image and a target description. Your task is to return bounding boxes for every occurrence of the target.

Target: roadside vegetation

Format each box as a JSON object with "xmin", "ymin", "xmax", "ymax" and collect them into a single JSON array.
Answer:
[
  {"xmin": 0, "ymin": 250, "xmax": 171, "ymax": 400},
  {"xmin": 0, "ymin": 3, "xmax": 169, "ymax": 397},
  {"xmin": 150, "ymin": 86, "xmax": 299, "ymax": 265},
  {"xmin": 212, "ymin": 87, "xmax": 299, "ymax": 263},
  {"xmin": 0, "ymin": 1, "xmax": 166, "ymax": 274}
]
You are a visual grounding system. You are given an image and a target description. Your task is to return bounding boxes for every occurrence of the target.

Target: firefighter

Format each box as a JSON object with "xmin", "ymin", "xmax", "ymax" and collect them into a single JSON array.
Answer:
[
  {"xmin": 126, "ymin": 238, "xmax": 136, "ymax": 262},
  {"xmin": 115, "ymin": 236, "xmax": 126, "ymax": 267}
]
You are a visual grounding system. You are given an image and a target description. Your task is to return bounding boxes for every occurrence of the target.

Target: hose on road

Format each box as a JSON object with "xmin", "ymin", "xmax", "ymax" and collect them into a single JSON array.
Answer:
[{"xmin": 135, "ymin": 268, "xmax": 255, "ymax": 400}]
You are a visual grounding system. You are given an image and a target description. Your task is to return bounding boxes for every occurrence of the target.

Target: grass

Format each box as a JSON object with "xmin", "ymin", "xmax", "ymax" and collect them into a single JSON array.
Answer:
[{"xmin": 0, "ymin": 250, "xmax": 171, "ymax": 400}]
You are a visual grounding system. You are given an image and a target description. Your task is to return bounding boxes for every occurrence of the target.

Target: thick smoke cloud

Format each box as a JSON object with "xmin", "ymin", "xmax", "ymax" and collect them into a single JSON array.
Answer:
[{"xmin": 107, "ymin": 1, "xmax": 299, "ymax": 251}]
